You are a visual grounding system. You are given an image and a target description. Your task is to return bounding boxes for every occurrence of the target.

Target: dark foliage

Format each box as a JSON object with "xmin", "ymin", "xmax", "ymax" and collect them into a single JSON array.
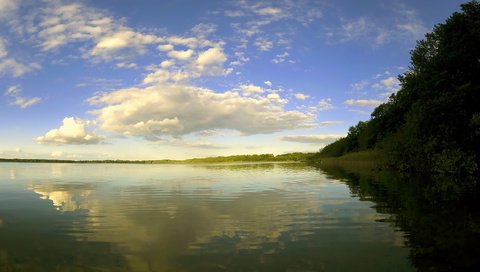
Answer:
[
  {"xmin": 319, "ymin": 1, "xmax": 480, "ymax": 173},
  {"xmin": 319, "ymin": 164, "xmax": 480, "ymax": 271}
]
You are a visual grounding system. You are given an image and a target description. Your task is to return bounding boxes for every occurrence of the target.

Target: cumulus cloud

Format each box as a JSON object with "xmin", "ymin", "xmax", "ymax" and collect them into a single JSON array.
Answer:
[
  {"xmin": 143, "ymin": 45, "xmax": 228, "ymax": 84},
  {"xmin": 159, "ymin": 60, "xmax": 175, "ymax": 68},
  {"xmin": 237, "ymin": 84, "xmax": 266, "ymax": 96},
  {"xmin": 264, "ymin": 81, "xmax": 272, "ymax": 87},
  {"xmin": 196, "ymin": 47, "xmax": 226, "ymax": 69},
  {"xmin": 88, "ymin": 84, "xmax": 315, "ymax": 138},
  {"xmin": 280, "ymin": 134, "xmax": 346, "ymax": 144},
  {"xmin": 344, "ymin": 99, "xmax": 383, "ymax": 107},
  {"xmin": 167, "ymin": 49, "xmax": 194, "ymax": 61},
  {"xmin": 36, "ymin": 117, "xmax": 104, "ymax": 145},
  {"xmin": 4, "ymin": 85, "xmax": 41, "ymax": 109},
  {"xmin": 90, "ymin": 29, "xmax": 160, "ymax": 60},
  {"xmin": 294, "ymin": 93, "xmax": 309, "ymax": 100}
]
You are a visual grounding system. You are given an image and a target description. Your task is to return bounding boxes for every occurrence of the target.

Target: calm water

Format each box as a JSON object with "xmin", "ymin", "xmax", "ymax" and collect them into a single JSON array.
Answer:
[{"xmin": 0, "ymin": 163, "xmax": 478, "ymax": 271}]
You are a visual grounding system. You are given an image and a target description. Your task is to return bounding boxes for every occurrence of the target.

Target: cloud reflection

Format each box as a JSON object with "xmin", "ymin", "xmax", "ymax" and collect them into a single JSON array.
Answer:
[{"xmin": 13, "ymin": 163, "xmax": 409, "ymax": 271}]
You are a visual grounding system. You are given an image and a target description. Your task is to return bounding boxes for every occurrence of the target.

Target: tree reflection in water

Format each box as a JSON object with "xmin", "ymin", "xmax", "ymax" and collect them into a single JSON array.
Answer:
[{"xmin": 318, "ymin": 164, "xmax": 480, "ymax": 272}]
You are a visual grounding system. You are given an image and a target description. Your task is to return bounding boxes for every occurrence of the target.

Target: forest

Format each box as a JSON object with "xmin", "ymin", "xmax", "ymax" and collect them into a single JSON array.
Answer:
[{"xmin": 316, "ymin": 1, "xmax": 480, "ymax": 174}]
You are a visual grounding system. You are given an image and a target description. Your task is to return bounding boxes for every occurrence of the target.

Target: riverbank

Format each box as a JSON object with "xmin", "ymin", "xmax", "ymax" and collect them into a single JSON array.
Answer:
[{"xmin": 310, "ymin": 150, "xmax": 386, "ymax": 172}]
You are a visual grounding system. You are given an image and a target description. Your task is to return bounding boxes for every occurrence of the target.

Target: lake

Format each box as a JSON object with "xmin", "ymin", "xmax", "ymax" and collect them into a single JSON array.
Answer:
[{"xmin": 0, "ymin": 163, "xmax": 478, "ymax": 271}]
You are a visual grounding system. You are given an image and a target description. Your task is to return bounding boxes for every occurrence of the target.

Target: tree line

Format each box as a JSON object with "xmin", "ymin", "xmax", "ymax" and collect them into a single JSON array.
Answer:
[
  {"xmin": 0, "ymin": 152, "xmax": 315, "ymax": 164},
  {"xmin": 317, "ymin": 1, "xmax": 480, "ymax": 174}
]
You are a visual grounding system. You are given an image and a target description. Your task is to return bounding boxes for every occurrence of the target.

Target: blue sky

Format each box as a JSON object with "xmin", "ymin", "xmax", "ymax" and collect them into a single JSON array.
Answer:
[{"xmin": 0, "ymin": 0, "xmax": 466, "ymax": 160}]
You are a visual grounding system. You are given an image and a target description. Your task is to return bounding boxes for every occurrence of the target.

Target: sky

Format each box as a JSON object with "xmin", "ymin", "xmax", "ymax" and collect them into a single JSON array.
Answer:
[{"xmin": 0, "ymin": 0, "xmax": 466, "ymax": 160}]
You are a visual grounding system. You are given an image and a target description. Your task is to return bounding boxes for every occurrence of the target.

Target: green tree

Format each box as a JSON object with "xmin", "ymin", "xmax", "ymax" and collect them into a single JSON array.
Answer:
[{"xmin": 319, "ymin": 1, "xmax": 480, "ymax": 173}]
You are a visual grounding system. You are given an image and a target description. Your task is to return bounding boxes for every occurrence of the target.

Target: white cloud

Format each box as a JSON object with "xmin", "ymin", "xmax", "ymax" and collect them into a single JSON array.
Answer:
[
  {"xmin": 237, "ymin": 84, "xmax": 265, "ymax": 96},
  {"xmin": 255, "ymin": 7, "xmax": 283, "ymax": 16},
  {"xmin": 157, "ymin": 44, "xmax": 174, "ymax": 51},
  {"xmin": 5, "ymin": 85, "xmax": 19, "ymax": 96},
  {"xmin": 266, "ymin": 93, "xmax": 287, "ymax": 104},
  {"xmin": 0, "ymin": 37, "xmax": 7, "ymax": 58},
  {"xmin": 254, "ymin": 38, "xmax": 273, "ymax": 51},
  {"xmin": 372, "ymin": 76, "xmax": 401, "ymax": 97},
  {"xmin": 195, "ymin": 47, "xmax": 227, "ymax": 74},
  {"xmin": 144, "ymin": 45, "xmax": 228, "ymax": 84},
  {"xmin": 351, "ymin": 80, "xmax": 369, "ymax": 92},
  {"xmin": 272, "ymin": 52, "xmax": 290, "ymax": 63},
  {"xmin": 344, "ymin": 99, "xmax": 383, "ymax": 107},
  {"xmin": 167, "ymin": 36, "xmax": 199, "ymax": 48},
  {"xmin": 10, "ymin": 96, "xmax": 42, "ymax": 109},
  {"xmin": 116, "ymin": 62, "xmax": 137, "ymax": 69},
  {"xmin": 326, "ymin": 3, "xmax": 426, "ymax": 46},
  {"xmin": 21, "ymin": 1, "xmax": 162, "ymax": 61},
  {"xmin": 377, "ymin": 76, "xmax": 400, "ymax": 90},
  {"xmin": 167, "ymin": 49, "xmax": 194, "ymax": 61},
  {"xmin": 318, "ymin": 121, "xmax": 343, "ymax": 127},
  {"xmin": 15, "ymin": 147, "xmax": 22, "ymax": 153},
  {"xmin": 229, "ymin": 52, "xmax": 250, "ymax": 66},
  {"xmin": 191, "ymin": 23, "xmax": 217, "ymax": 37},
  {"xmin": 143, "ymin": 69, "xmax": 172, "ymax": 84},
  {"xmin": 196, "ymin": 47, "xmax": 226, "ymax": 66},
  {"xmin": 316, "ymin": 98, "xmax": 334, "ymax": 111},
  {"xmin": 339, "ymin": 17, "xmax": 370, "ymax": 42},
  {"xmin": 36, "ymin": 117, "xmax": 104, "ymax": 145},
  {"xmin": 90, "ymin": 29, "xmax": 159, "ymax": 59},
  {"xmin": 4, "ymin": 85, "xmax": 41, "ymax": 109},
  {"xmin": 280, "ymin": 134, "xmax": 346, "ymax": 144},
  {"xmin": 294, "ymin": 93, "xmax": 309, "ymax": 100},
  {"xmin": 264, "ymin": 81, "xmax": 272, "ymax": 87},
  {"xmin": 88, "ymin": 84, "xmax": 315, "ymax": 138},
  {"xmin": 160, "ymin": 60, "xmax": 175, "ymax": 68},
  {"xmin": 0, "ymin": 38, "xmax": 41, "ymax": 78},
  {"xmin": 0, "ymin": 0, "xmax": 20, "ymax": 17},
  {"xmin": 395, "ymin": 5, "xmax": 427, "ymax": 39}
]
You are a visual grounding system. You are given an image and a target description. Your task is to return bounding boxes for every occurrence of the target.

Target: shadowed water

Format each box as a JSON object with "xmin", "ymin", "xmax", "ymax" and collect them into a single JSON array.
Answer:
[{"xmin": 1, "ymin": 162, "xmax": 473, "ymax": 271}]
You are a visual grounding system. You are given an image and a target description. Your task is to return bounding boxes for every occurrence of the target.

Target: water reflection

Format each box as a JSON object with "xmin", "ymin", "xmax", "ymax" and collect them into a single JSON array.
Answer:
[
  {"xmin": 0, "ymin": 163, "xmax": 414, "ymax": 271},
  {"xmin": 318, "ymin": 164, "xmax": 480, "ymax": 271}
]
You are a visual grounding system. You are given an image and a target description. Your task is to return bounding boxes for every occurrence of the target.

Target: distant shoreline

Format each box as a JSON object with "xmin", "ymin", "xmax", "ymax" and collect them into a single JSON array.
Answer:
[
  {"xmin": 0, "ymin": 153, "xmax": 314, "ymax": 165},
  {"xmin": 0, "ymin": 159, "xmax": 302, "ymax": 165}
]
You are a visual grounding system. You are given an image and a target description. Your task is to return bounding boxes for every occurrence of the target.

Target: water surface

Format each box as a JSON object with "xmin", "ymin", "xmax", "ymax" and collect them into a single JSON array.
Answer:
[{"xmin": 0, "ymin": 163, "xmax": 418, "ymax": 271}]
